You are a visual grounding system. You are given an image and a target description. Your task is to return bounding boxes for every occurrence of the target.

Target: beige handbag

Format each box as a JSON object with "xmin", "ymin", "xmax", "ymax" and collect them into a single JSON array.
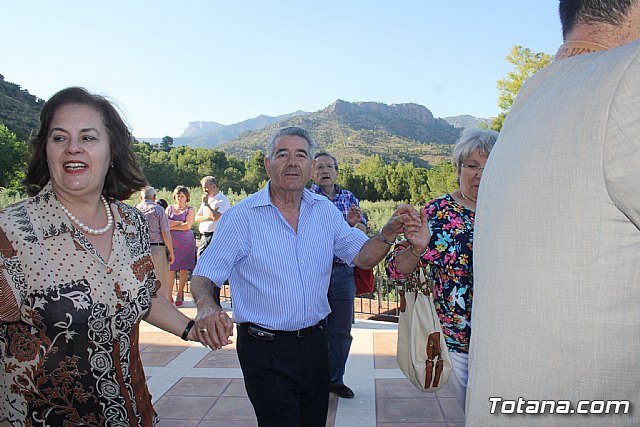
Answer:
[{"xmin": 396, "ymin": 264, "xmax": 452, "ymax": 392}]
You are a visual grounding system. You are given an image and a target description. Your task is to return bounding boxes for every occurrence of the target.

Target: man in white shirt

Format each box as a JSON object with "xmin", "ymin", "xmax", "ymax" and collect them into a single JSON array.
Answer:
[{"xmin": 195, "ymin": 176, "xmax": 230, "ymax": 306}]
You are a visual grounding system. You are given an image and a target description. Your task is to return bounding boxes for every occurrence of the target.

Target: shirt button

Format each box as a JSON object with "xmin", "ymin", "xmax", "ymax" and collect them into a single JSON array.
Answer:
[
  {"xmin": 107, "ymin": 267, "xmax": 113, "ymax": 274},
  {"xmin": 300, "ymin": 260, "xmax": 304, "ymax": 264}
]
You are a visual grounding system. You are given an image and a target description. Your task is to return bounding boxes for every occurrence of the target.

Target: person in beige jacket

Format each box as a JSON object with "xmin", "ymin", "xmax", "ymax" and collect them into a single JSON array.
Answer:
[{"xmin": 466, "ymin": 1, "xmax": 640, "ymax": 426}]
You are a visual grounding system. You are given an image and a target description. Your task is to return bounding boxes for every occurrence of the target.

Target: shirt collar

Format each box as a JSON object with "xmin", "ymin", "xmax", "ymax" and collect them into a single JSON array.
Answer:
[
  {"xmin": 250, "ymin": 181, "xmax": 324, "ymax": 209},
  {"xmin": 36, "ymin": 181, "xmax": 75, "ymax": 239},
  {"xmin": 310, "ymin": 182, "xmax": 343, "ymax": 199}
]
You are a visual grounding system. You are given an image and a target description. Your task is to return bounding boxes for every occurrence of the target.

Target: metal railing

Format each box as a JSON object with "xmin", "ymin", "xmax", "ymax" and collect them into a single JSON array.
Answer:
[{"xmin": 352, "ymin": 263, "xmax": 399, "ymax": 322}]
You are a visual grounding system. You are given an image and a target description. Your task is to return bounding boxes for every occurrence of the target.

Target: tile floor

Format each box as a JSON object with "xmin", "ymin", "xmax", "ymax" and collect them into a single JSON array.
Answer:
[{"xmin": 141, "ymin": 301, "xmax": 464, "ymax": 426}]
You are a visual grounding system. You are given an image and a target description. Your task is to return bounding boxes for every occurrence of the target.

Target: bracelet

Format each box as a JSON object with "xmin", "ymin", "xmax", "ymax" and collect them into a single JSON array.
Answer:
[
  {"xmin": 377, "ymin": 228, "xmax": 395, "ymax": 245},
  {"xmin": 409, "ymin": 244, "xmax": 428, "ymax": 258},
  {"xmin": 181, "ymin": 319, "xmax": 195, "ymax": 341}
]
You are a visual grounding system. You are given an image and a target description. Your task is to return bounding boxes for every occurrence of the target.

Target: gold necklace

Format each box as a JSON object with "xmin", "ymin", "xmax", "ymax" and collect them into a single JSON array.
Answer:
[
  {"xmin": 555, "ymin": 40, "xmax": 609, "ymax": 60},
  {"xmin": 460, "ymin": 190, "xmax": 477, "ymax": 203}
]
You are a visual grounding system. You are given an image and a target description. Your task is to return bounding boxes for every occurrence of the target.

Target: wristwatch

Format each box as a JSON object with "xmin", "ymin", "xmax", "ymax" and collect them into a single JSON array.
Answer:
[{"xmin": 377, "ymin": 228, "xmax": 395, "ymax": 245}]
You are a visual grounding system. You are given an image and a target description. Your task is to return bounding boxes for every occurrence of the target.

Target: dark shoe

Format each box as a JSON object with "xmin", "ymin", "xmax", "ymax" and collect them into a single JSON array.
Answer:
[{"xmin": 330, "ymin": 384, "xmax": 355, "ymax": 399}]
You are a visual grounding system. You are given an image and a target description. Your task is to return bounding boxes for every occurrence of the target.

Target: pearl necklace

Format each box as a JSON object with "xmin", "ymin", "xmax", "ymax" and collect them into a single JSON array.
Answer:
[
  {"xmin": 59, "ymin": 195, "xmax": 114, "ymax": 235},
  {"xmin": 460, "ymin": 190, "xmax": 477, "ymax": 203}
]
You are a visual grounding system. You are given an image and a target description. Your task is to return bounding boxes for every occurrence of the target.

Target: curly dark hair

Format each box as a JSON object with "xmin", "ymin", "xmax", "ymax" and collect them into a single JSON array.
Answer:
[{"xmin": 24, "ymin": 87, "xmax": 146, "ymax": 200}]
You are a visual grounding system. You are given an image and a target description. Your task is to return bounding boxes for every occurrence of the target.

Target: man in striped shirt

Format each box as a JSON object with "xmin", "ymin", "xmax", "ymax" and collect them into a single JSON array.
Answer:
[{"xmin": 190, "ymin": 127, "xmax": 421, "ymax": 427}]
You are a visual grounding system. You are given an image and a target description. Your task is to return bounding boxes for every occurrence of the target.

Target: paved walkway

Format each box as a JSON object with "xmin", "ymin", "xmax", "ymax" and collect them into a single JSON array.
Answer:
[{"xmin": 141, "ymin": 300, "xmax": 465, "ymax": 426}]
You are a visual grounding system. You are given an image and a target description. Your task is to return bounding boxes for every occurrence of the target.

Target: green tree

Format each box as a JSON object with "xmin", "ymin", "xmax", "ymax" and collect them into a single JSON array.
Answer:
[
  {"xmin": 243, "ymin": 151, "xmax": 268, "ymax": 192},
  {"xmin": 425, "ymin": 162, "xmax": 457, "ymax": 201},
  {"xmin": 220, "ymin": 167, "xmax": 244, "ymax": 194},
  {"xmin": 161, "ymin": 135, "xmax": 174, "ymax": 152},
  {"xmin": 492, "ymin": 45, "xmax": 552, "ymax": 131},
  {"xmin": 0, "ymin": 125, "xmax": 27, "ymax": 189},
  {"xmin": 355, "ymin": 155, "xmax": 388, "ymax": 201},
  {"xmin": 336, "ymin": 164, "xmax": 367, "ymax": 200}
]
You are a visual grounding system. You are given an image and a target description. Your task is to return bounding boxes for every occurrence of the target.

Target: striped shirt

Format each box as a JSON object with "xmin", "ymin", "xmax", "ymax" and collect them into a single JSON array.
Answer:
[{"xmin": 193, "ymin": 182, "xmax": 369, "ymax": 331}]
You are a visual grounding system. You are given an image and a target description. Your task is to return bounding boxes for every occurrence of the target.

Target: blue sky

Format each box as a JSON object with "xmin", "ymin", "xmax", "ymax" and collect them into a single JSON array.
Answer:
[{"xmin": 2, "ymin": 1, "xmax": 562, "ymax": 138}]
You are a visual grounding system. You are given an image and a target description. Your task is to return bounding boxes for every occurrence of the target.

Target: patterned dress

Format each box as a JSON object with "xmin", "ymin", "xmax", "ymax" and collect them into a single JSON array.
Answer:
[
  {"xmin": 167, "ymin": 206, "xmax": 196, "ymax": 272},
  {"xmin": 0, "ymin": 182, "xmax": 158, "ymax": 426},
  {"xmin": 385, "ymin": 194, "xmax": 474, "ymax": 354}
]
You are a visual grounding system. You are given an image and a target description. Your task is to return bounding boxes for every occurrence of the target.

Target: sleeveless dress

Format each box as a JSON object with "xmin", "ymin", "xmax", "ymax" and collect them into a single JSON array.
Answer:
[{"xmin": 167, "ymin": 206, "xmax": 196, "ymax": 271}]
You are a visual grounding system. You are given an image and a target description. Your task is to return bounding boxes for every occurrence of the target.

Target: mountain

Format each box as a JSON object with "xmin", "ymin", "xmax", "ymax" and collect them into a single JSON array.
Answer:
[
  {"xmin": 181, "ymin": 121, "xmax": 225, "ymax": 138},
  {"xmin": 218, "ymin": 100, "xmax": 463, "ymax": 168},
  {"xmin": 443, "ymin": 114, "xmax": 493, "ymax": 129},
  {"xmin": 0, "ymin": 74, "xmax": 44, "ymax": 141},
  {"xmin": 180, "ymin": 111, "xmax": 309, "ymax": 148},
  {"xmin": 140, "ymin": 111, "xmax": 309, "ymax": 148}
]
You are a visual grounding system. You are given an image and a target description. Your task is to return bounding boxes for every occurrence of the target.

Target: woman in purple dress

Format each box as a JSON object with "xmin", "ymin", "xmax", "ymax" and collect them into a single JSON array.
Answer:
[{"xmin": 166, "ymin": 185, "xmax": 196, "ymax": 306}]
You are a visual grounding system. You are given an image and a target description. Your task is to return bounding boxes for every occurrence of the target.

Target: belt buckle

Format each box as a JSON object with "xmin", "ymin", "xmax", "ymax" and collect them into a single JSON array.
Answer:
[{"xmin": 297, "ymin": 325, "xmax": 313, "ymax": 337}]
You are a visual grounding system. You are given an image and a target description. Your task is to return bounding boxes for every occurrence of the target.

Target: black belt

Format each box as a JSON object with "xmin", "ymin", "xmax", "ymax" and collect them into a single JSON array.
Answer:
[
  {"xmin": 240, "ymin": 322, "xmax": 320, "ymax": 338},
  {"xmin": 150, "ymin": 243, "xmax": 165, "ymax": 246},
  {"xmin": 202, "ymin": 231, "xmax": 214, "ymax": 237},
  {"xmin": 332, "ymin": 261, "xmax": 348, "ymax": 268}
]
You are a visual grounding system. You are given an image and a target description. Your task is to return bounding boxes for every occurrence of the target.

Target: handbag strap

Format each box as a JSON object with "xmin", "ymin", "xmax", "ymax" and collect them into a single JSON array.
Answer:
[{"xmin": 396, "ymin": 262, "xmax": 435, "ymax": 312}]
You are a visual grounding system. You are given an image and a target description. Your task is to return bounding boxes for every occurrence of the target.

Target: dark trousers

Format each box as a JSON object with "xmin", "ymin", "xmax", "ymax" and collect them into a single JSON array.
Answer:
[
  {"xmin": 236, "ymin": 323, "xmax": 329, "ymax": 427},
  {"xmin": 327, "ymin": 264, "xmax": 356, "ymax": 386},
  {"xmin": 197, "ymin": 231, "xmax": 221, "ymax": 306}
]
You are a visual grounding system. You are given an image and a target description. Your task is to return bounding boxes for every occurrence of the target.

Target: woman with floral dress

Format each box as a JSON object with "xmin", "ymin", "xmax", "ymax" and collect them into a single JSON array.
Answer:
[
  {"xmin": 385, "ymin": 128, "xmax": 497, "ymax": 411},
  {"xmin": 0, "ymin": 88, "xmax": 227, "ymax": 426}
]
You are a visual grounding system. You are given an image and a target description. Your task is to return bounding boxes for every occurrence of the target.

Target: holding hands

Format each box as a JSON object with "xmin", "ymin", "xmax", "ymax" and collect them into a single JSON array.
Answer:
[
  {"xmin": 382, "ymin": 204, "xmax": 422, "ymax": 240},
  {"xmin": 193, "ymin": 297, "xmax": 234, "ymax": 350},
  {"xmin": 404, "ymin": 207, "xmax": 431, "ymax": 254}
]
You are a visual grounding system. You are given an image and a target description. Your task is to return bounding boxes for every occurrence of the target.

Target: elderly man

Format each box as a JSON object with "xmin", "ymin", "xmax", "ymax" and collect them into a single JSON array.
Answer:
[
  {"xmin": 136, "ymin": 186, "xmax": 174, "ymax": 301},
  {"xmin": 195, "ymin": 176, "xmax": 230, "ymax": 307},
  {"xmin": 467, "ymin": 1, "xmax": 640, "ymax": 425},
  {"xmin": 311, "ymin": 152, "xmax": 366, "ymax": 399},
  {"xmin": 190, "ymin": 127, "xmax": 421, "ymax": 426}
]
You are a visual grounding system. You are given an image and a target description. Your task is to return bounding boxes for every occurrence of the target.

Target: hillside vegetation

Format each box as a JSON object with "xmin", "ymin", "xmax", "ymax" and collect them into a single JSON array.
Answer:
[
  {"xmin": 219, "ymin": 100, "xmax": 460, "ymax": 168},
  {"xmin": 0, "ymin": 75, "xmax": 43, "ymax": 141}
]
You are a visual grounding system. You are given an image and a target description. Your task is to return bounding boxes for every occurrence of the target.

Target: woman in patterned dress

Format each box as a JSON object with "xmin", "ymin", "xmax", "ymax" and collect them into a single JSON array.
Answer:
[
  {"xmin": 385, "ymin": 128, "xmax": 497, "ymax": 410},
  {"xmin": 166, "ymin": 186, "xmax": 196, "ymax": 306},
  {"xmin": 0, "ymin": 87, "xmax": 231, "ymax": 427}
]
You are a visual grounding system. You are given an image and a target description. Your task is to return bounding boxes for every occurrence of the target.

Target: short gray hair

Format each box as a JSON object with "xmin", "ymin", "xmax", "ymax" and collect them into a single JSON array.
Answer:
[
  {"xmin": 141, "ymin": 186, "xmax": 156, "ymax": 200},
  {"xmin": 452, "ymin": 128, "xmax": 498, "ymax": 173},
  {"xmin": 314, "ymin": 152, "xmax": 339, "ymax": 171},
  {"xmin": 200, "ymin": 176, "xmax": 217, "ymax": 187},
  {"xmin": 267, "ymin": 126, "xmax": 318, "ymax": 159}
]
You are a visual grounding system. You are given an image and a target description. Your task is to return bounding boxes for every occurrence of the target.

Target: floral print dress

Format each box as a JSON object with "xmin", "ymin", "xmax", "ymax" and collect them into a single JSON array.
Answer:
[
  {"xmin": 386, "ymin": 194, "xmax": 475, "ymax": 354},
  {"xmin": 0, "ymin": 182, "xmax": 158, "ymax": 426}
]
